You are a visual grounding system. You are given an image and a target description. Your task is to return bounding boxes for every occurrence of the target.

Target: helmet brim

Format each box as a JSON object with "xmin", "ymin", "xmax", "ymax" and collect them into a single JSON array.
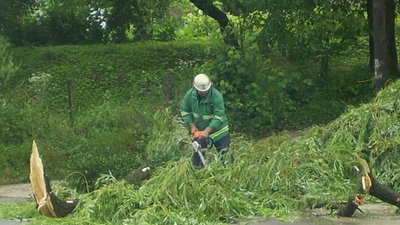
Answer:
[{"xmin": 194, "ymin": 82, "xmax": 211, "ymax": 92}]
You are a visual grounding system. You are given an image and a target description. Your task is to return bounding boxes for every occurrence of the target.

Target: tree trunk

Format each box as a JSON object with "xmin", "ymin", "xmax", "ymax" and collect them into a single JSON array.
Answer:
[
  {"xmin": 337, "ymin": 194, "xmax": 364, "ymax": 217},
  {"xmin": 368, "ymin": 175, "xmax": 400, "ymax": 207},
  {"xmin": 320, "ymin": 55, "xmax": 330, "ymax": 86},
  {"xmin": 189, "ymin": 0, "xmax": 240, "ymax": 48},
  {"xmin": 373, "ymin": 0, "xmax": 399, "ymax": 92},
  {"xmin": 367, "ymin": 0, "xmax": 374, "ymax": 71}
]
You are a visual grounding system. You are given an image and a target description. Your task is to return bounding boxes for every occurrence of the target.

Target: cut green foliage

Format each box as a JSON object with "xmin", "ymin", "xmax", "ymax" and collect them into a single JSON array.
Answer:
[
  {"xmin": 4, "ymin": 80, "xmax": 399, "ymax": 224},
  {"xmin": 125, "ymin": 81, "xmax": 400, "ymax": 223},
  {"xmin": 145, "ymin": 108, "xmax": 189, "ymax": 166}
]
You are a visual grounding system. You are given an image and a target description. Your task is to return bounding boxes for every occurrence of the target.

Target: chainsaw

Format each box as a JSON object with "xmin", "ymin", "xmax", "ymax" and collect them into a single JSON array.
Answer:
[
  {"xmin": 192, "ymin": 140, "xmax": 206, "ymax": 166},
  {"xmin": 191, "ymin": 131, "xmax": 207, "ymax": 166}
]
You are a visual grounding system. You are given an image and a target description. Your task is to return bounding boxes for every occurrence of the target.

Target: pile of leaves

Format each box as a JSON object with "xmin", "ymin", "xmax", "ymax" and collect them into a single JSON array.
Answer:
[{"xmin": 4, "ymin": 81, "xmax": 400, "ymax": 224}]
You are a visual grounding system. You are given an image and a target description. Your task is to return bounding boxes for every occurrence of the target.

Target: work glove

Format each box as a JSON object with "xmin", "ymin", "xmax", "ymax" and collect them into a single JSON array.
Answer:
[
  {"xmin": 199, "ymin": 127, "xmax": 212, "ymax": 140},
  {"xmin": 190, "ymin": 124, "xmax": 198, "ymax": 136},
  {"xmin": 200, "ymin": 130, "xmax": 210, "ymax": 139},
  {"xmin": 191, "ymin": 131, "xmax": 202, "ymax": 140}
]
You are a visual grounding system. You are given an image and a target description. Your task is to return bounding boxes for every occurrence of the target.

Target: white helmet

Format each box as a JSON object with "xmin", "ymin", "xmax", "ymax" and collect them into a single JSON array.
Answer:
[{"xmin": 193, "ymin": 74, "xmax": 212, "ymax": 91}]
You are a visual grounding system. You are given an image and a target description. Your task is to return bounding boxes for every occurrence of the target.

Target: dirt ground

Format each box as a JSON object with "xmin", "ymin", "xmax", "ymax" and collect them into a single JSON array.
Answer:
[{"xmin": 1, "ymin": 183, "xmax": 400, "ymax": 225}]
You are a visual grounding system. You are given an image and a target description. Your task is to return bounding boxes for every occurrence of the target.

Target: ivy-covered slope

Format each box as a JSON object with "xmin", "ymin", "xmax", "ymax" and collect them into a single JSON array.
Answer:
[{"xmin": 10, "ymin": 41, "xmax": 215, "ymax": 112}]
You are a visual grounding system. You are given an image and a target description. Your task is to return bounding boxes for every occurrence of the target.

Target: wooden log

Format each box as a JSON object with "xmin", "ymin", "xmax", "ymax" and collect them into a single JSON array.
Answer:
[
  {"xmin": 354, "ymin": 153, "xmax": 400, "ymax": 207},
  {"xmin": 368, "ymin": 174, "xmax": 400, "ymax": 207},
  {"xmin": 337, "ymin": 153, "xmax": 400, "ymax": 217}
]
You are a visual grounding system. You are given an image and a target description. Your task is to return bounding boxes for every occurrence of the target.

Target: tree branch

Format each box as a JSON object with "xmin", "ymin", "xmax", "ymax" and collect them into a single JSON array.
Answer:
[{"xmin": 189, "ymin": 0, "xmax": 239, "ymax": 48}]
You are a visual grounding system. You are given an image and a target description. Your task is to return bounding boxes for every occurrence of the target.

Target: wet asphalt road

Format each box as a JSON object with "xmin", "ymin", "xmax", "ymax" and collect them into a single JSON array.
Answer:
[
  {"xmin": 0, "ymin": 220, "xmax": 26, "ymax": 225},
  {"xmin": 0, "ymin": 183, "xmax": 31, "ymax": 225},
  {"xmin": 2, "ymin": 184, "xmax": 400, "ymax": 225}
]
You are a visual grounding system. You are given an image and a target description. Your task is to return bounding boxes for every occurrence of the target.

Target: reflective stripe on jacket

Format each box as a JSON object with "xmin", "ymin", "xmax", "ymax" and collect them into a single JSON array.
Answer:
[{"xmin": 180, "ymin": 87, "xmax": 229, "ymax": 141}]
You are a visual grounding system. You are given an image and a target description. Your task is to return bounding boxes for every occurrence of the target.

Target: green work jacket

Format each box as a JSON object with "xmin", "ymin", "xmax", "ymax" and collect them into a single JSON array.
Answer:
[{"xmin": 180, "ymin": 87, "xmax": 229, "ymax": 141}]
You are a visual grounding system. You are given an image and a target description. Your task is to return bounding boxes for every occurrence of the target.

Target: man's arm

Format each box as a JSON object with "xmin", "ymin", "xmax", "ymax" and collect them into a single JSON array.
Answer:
[
  {"xmin": 180, "ymin": 90, "xmax": 196, "ymax": 129},
  {"xmin": 209, "ymin": 91, "xmax": 226, "ymax": 131}
]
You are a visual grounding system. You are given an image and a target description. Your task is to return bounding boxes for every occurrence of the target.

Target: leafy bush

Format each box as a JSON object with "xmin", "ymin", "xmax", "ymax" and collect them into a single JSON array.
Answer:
[
  {"xmin": 200, "ymin": 43, "xmax": 373, "ymax": 138},
  {"xmin": 0, "ymin": 141, "xmax": 31, "ymax": 184},
  {"xmin": 0, "ymin": 36, "xmax": 18, "ymax": 89},
  {"xmin": 198, "ymin": 45, "xmax": 273, "ymax": 137},
  {"xmin": 0, "ymin": 96, "xmax": 31, "ymax": 145},
  {"xmin": 60, "ymin": 100, "xmax": 152, "ymax": 190}
]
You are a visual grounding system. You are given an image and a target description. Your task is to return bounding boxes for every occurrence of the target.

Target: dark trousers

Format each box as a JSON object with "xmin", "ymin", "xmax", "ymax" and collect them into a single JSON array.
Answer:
[{"xmin": 192, "ymin": 135, "xmax": 234, "ymax": 167}]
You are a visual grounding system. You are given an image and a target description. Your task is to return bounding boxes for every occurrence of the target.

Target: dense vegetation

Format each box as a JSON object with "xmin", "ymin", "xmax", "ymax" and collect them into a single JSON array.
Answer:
[
  {"xmin": 1, "ymin": 0, "xmax": 399, "ymax": 224},
  {"xmin": 0, "ymin": 40, "xmax": 374, "ymax": 185},
  {"xmin": 0, "ymin": 38, "xmax": 382, "ymax": 224},
  {"xmin": 0, "ymin": 41, "xmax": 214, "ymax": 184},
  {"xmin": 1, "ymin": 77, "xmax": 400, "ymax": 224}
]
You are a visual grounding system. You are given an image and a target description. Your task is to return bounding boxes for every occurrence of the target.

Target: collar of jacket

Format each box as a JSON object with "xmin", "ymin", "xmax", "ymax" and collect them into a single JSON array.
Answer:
[{"xmin": 191, "ymin": 88, "xmax": 213, "ymax": 102}]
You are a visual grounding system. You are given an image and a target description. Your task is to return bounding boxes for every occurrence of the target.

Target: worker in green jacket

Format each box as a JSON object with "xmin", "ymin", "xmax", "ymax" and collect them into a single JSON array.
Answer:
[{"xmin": 180, "ymin": 73, "xmax": 233, "ymax": 167}]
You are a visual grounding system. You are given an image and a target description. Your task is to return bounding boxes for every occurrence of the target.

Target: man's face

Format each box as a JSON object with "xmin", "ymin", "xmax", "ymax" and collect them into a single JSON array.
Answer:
[{"xmin": 197, "ymin": 90, "xmax": 208, "ymax": 97}]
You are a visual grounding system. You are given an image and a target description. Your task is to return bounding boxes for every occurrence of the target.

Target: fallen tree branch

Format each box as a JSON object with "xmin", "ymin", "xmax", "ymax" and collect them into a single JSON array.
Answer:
[
  {"xmin": 337, "ymin": 153, "xmax": 400, "ymax": 217},
  {"xmin": 368, "ymin": 173, "xmax": 400, "ymax": 207},
  {"xmin": 30, "ymin": 140, "xmax": 79, "ymax": 218}
]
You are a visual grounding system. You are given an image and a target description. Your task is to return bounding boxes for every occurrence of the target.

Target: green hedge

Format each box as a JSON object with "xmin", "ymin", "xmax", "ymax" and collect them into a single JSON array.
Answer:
[{"xmin": 11, "ymin": 41, "xmax": 215, "ymax": 114}]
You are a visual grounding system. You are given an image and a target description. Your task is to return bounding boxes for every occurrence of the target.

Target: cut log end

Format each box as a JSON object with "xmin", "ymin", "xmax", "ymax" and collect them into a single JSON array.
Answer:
[{"xmin": 337, "ymin": 194, "xmax": 365, "ymax": 217}]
